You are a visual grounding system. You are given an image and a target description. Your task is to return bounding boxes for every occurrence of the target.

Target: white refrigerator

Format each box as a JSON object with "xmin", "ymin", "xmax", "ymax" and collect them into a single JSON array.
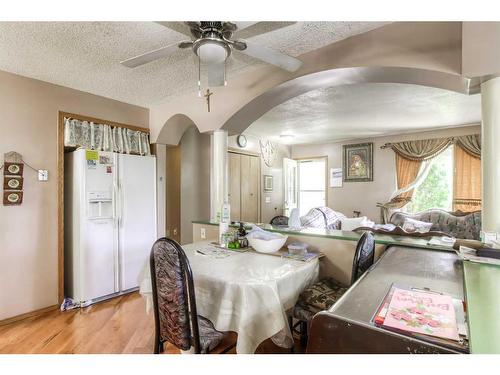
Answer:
[{"xmin": 65, "ymin": 149, "xmax": 157, "ymax": 306}]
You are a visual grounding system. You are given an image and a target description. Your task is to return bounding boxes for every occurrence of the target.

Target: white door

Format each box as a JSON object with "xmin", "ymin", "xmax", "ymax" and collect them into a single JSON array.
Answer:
[
  {"xmin": 283, "ymin": 158, "xmax": 298, "ymax": 217},
  {"xmin": 81, "ymin": 150, "xmax": 118, "ymax": 301},
  {"xmin": 117, "ymin": 154, "xmax": 157, "ymax": 291}
]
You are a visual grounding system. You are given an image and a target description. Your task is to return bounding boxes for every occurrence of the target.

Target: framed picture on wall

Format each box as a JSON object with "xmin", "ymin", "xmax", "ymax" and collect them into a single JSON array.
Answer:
[
  {"xmin": 263, "ymin": 175, "xmax": 274, "ymax": 191},
  {"xmin": 343, "ymin": 142, "xmax": 373, "ymax": 182}
]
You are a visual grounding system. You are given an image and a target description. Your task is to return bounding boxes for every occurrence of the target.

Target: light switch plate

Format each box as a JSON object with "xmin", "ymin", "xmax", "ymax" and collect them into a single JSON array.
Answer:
[
  {"xmin": 265, "ymin": 196, "xmax": 271, "ymax": 203},
  {"xmin": 38, "ymin": 170, "xmax": 48, "ymax": 181},
  {"xmin": 200, "ymin": 228, "xmax": 206, "ymax": 239}
]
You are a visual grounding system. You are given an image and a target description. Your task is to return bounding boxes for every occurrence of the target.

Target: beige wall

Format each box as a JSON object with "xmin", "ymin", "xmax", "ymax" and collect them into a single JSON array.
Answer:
[
  {"xmin": 291, "ymin": 125, "xmax": 481, "ymax": 223},
  {"xmin": 462, "ymin": 22, "xmax": 500, "ymax": 77},
  {"xmin": 228, "ymin": 134, "xmax": 291, "ymax": 224},
  {"xmin": 0, "ymin": 70, "xmax": 148, "ymax": 321},
  {"xmin": 179, "ymin": 126, "xmax": 211, "ymax": 244}
]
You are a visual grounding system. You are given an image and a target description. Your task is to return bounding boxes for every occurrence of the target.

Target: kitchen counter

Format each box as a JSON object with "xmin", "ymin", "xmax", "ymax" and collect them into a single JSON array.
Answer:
[
  {"xmin": 191, "ymin": 220, "xmax": 454, "ymax": 252},
  {"xmin": 463, "ymin": 261, "xmax": 500, "ymax": 354},
  {"xmin": 192, "ymin": 220, "xmax": 500, "ymax": 353}
]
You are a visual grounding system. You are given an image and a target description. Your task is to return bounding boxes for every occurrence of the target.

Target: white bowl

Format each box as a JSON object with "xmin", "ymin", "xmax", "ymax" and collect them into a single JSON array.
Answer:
[{"xmin": 248, "ymin": 235, "xmax": 288, "ymax": 254}]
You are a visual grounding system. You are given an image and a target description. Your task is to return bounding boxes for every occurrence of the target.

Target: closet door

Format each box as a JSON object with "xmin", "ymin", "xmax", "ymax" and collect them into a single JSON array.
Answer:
[
  {"xmin": 241, "ymin": 154, "xmax": 260, "ymax": 223},
  {"xmin": 228, "ymin": 152, "xmax": 241, "ymax": 222}
]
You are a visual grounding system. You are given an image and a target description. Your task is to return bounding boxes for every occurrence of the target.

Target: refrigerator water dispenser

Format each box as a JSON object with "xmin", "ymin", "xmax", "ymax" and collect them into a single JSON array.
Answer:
[{"xmin": 87, "ymin": 191, "xmax": 113, "ymax": 219}]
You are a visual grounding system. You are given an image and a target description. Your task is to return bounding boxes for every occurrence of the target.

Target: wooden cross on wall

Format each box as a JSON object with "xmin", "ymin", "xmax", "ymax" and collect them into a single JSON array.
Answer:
[{"xmin": 204, "ymin": 89, "xmax": 213, "ymax": 112}]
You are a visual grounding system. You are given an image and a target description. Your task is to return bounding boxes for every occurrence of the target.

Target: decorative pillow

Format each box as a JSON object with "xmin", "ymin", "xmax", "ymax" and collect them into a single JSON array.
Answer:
[
  {"xmin": 341, "ymin": 216, "xmax": 369, "ymax": 231},
  {"xmin": 402, "ymin": 217, "xmax": 433, "ymax": 233}
]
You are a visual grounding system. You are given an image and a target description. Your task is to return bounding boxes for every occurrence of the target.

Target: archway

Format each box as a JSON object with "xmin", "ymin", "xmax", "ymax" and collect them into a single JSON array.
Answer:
[
  {"xmin": 156, "ymin": 113, "xmax": 201, "ymax": 146},
  {"xmin": 222, "ymin": 66, "xmax": 479, "ymax": 135}
]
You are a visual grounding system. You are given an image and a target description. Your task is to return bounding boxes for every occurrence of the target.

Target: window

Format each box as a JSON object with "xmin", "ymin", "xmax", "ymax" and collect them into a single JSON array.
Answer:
[
  {"xmin": 407, "ymin": 146, "xmax": 454, "ymax": 213},
  {"xmin": 298, "ymin": 158, "xmax": 326, "ymax": 216}
]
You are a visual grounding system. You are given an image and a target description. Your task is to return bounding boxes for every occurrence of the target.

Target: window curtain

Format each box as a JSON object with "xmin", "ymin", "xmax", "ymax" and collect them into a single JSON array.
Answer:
[
  {"xmin": 453, "ymin": 143, "xmax": 481, "ymax": 212},
  {"xmin": 456, "ymin": 134, "xmax": 481, "ymax": 158},
  {"xmin": 378, "ymin": 155, "xmax": 430, "ymax": 223},
  {"xmin": 64, "ymin": 118, "xmax": 151, "ymax": 156},
  {"xmin": 387, "ymin": 138, "xmax": 453, "ymax": 161},
  {"xmin": 391, "ymin": 155, "xmax": 423, "ymax": 206},
  {"xmin": 379, "ymin": 134, "xmax": 482, "ymax": 222}
]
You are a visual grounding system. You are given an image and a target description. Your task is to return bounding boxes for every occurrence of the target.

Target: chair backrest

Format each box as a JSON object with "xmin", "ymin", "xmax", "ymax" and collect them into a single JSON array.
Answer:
[
  {"xmin": 270, "ymin": 215, "xmax": 289, "ymax": 226},
  {"xmin": 150, "ymin": 237, "xmax": 201, "ymax": 353},
  {"xmin": 351, "ymin": 231, "xmax": 375, "ymax": 285}
]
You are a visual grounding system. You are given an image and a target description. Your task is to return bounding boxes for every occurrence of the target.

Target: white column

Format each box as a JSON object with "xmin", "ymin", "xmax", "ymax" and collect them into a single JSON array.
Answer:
[
  {"xmin": 481, "ymin": 76, "xmax": 500, "ymax": 234},
  {"xmin": 210, "ymin": 129, "xmax": 228, "ymax": 222}
]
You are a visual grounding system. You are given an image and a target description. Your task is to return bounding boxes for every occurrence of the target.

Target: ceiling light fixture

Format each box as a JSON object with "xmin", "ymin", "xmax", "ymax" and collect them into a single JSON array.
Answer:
[{"xmin": 195, "ymin": 40, "xmax": 229, "ymax": 95}]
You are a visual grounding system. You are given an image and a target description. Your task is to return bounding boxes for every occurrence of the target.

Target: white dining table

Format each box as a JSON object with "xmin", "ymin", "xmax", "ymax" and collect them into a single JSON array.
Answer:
[{"xmin": 139, "ymin": 241, "xmax": 319, "ymax": 354}]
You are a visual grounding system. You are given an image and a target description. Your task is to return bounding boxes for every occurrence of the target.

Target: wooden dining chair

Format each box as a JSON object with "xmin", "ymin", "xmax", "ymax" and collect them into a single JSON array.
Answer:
[
  {"xmin": 150, "ymin": 237, "xmax": 235, "ymax": 354},
  {"xmin": 291, "ymin": 231, "xmax": 376, "ymax": 345}
]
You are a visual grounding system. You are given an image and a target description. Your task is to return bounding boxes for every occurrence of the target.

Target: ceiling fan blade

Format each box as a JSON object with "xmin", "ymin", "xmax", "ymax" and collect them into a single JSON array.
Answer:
[
  {"xmin": 237, "ymin": 41, "xmax": 302, "ymax": 72},
  {"xmin": 236, "ymin": 21, "xmax": 296, "ymax": 39},
  {"xmin": 120, "ymin": 42, "xmax": 183, "ymax": 68},
  {"xmin": 155, "ymin": 21, "xmax": 193, "ymax": 36},
  {"xmin": 233, "ymin": 21, "xmax": 259, "ymax": 31},
  {"xmin": 208, "ymin": 61, "xmax": 225, "ymax": 87},
  {"xmin": 178, "ymin": 41, "xmax": 194, "ymax": 49}
]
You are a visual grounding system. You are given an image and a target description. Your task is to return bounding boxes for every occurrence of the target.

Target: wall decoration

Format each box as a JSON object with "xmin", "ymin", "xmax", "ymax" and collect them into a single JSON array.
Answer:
[
  {"xmin": 329, "ymin": 168, "xmax": 343, "ymax": 187},
  {"xmin": 4, "ymin": 176, "xmax": 23, "ymax": 190},
  {"xmin": 264, "ymin": 175, "xmax": 274, "ymax": 191},
  {"xmin": 4, "ymin": 162, "xmax": 24, "ymax": 176},
  {"xmin": 3, "ymin": 191, "xmax": 23, "ymax": 205},
  {"xmin": 3, "ymin": 152, "xmax": 24, "ymax": 206},
  {"xmin": 343, "ymin": 142, "xmax": 373, "ymax": 182},
  {"xmin": 259, "ymin": 140, "xmax": 277, "ymax": 167}
]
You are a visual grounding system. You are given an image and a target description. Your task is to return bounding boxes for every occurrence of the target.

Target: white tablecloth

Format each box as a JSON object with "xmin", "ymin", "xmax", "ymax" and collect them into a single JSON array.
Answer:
[{"xmin": 139, "ymin": 241, "xmax": 319, "ymax": 354}]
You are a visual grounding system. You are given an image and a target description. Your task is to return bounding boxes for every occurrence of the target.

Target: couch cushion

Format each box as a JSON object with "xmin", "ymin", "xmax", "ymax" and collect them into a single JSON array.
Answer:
[
  {"xmin": 301, "ymin": 207, "xmax": 346, "ymax": 229},
  {"xmin": 390, "ymin": 209, "xmax": 481, "ymax": 240}
]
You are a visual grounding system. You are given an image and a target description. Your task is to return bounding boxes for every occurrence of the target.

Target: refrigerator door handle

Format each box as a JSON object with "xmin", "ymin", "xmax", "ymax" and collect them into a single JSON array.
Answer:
[
  {"xmin": 119, "ymin": 182, "xmax": 124, "ymax": 228},
  {"xmin": 112, "ymin": 183, "xmax": 118, "ymax": 227},
  {"xmin": 116, "ymin": 182, "xmax": 122, "ymax": 228}
]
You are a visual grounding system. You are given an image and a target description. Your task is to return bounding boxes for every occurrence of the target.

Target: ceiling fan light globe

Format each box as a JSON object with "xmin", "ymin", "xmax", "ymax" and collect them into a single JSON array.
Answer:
[{"xmin": 197, "ymin": 42, "xmax": 228, "ymax": 64}]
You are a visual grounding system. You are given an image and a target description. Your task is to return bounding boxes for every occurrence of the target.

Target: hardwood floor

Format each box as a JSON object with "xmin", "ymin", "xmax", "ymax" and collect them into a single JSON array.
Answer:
[{"xmin": 0, "ymin": 292, "xmax": 304, "ymax": 354}]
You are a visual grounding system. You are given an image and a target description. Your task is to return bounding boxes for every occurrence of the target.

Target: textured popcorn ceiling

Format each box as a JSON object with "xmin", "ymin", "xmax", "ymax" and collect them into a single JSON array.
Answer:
[
  {"xmin": 0, "ymin": 21, "xmax": 387, "ymax": 107},
  {"xmin": 246, "ymin": 83, "xmax": 481, "ymax": 145}
]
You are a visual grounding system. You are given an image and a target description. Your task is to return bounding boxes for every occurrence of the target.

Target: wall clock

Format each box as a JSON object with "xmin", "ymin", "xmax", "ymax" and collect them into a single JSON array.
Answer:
[{"xmin": 237, "ymin": 135, "xmax": 247, "ymax": 148}]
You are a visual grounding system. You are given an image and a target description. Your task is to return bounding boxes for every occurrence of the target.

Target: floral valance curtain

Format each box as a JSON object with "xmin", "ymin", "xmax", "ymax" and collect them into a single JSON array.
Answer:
[{"xmin": 64, "ymin": 118, "xmax": 151, "ymax": 156}]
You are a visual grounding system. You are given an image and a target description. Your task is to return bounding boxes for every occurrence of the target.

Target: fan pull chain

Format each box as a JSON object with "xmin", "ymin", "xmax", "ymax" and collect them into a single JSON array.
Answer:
[
  {"xmin": 224, "ymin": 59, "xmax": 227, "ymax": 86},
  {"xmin": 197, "ymin": 55, "xmax": 202, "ymax": 97}
]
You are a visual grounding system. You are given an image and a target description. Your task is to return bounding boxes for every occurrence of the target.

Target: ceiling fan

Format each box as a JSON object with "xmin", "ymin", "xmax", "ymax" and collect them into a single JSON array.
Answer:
[{"xmin": 120, "ymin": 21, "xmax": 303, "ymax": 87}]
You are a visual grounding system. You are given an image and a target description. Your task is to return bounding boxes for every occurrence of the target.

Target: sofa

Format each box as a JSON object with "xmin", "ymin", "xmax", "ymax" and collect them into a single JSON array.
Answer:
[{"xmin": 389, "ymin": 209, "xmax": 481, "ymax": 240}]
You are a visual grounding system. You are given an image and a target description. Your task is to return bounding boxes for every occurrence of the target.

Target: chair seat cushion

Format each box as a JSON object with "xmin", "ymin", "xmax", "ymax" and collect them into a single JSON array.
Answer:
[
  {"xmin": 293, "ymin": 278, "xmax": 348, "ymax": 321},
  {"xmin": 197, "ymin": 315, "xmax": 225, "ymax": 353}
]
